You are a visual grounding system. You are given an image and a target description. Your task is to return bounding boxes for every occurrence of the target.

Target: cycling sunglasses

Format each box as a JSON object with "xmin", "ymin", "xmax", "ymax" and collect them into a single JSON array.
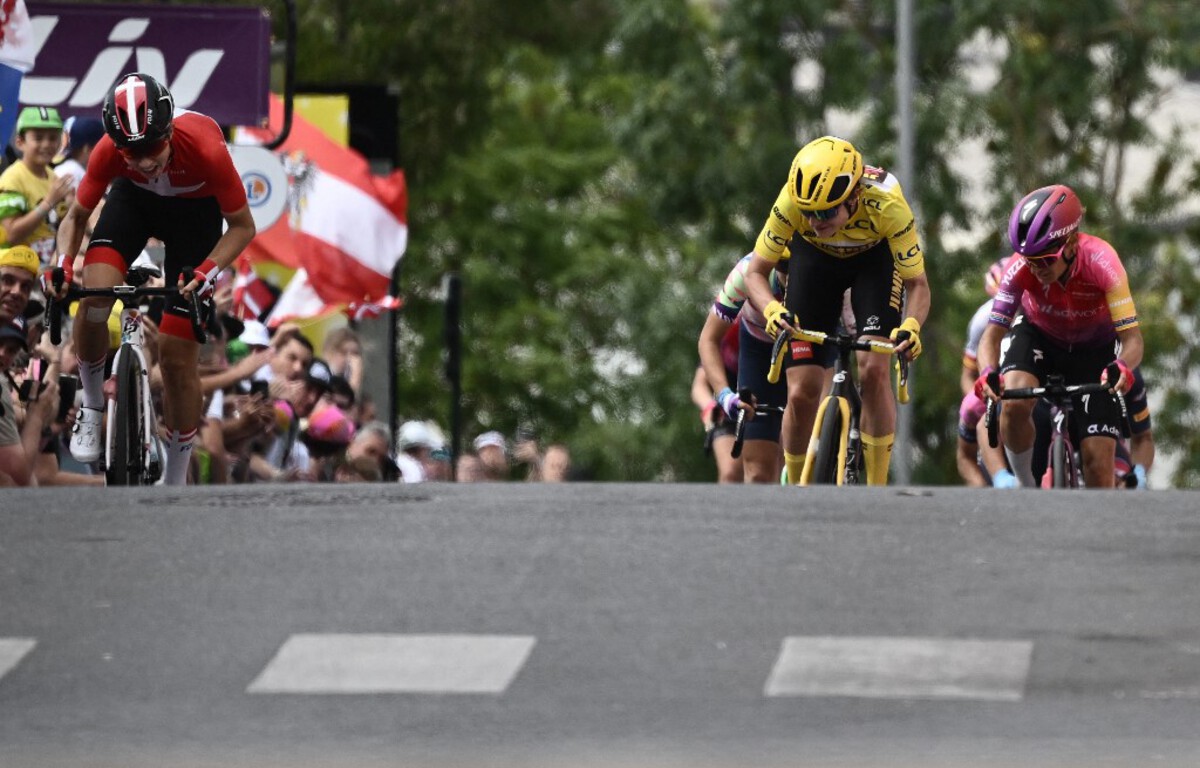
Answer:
[
  {"xmin": 116, "ymin": 137, "xmax": 170, "ymax": 161},
  {"xmin": 800, "ymin": 203, "xmax": 843, "ymax": 222},
  {"xmin": 1022, "ymin": 243, "xmax": 1065, "ymax": 265}
]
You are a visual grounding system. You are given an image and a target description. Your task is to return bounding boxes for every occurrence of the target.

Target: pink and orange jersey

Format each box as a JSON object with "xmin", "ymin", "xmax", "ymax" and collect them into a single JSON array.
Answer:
[{"xmin": 988, "ymin": 233, "xmax": 1138, "ymax": 347}]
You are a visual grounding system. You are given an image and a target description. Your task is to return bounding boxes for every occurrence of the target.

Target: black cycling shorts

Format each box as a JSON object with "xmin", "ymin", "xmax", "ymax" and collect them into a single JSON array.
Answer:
[
  {"xmin": 999, "ymin": 318, "xmax": 1125, "ymax": 443},
  {"xmin": 784, "ymin": 236, "xmax": 902, "ymax": 369},
  {"xmin": 86, "ymin": 178, "xmax": 223, "ymax": 319}
]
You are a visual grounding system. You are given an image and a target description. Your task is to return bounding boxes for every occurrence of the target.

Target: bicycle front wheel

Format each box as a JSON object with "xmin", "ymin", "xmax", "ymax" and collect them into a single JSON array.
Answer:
[
  {"xmin": 807, "ymin": 396, "xmax": 849, "ymax": 485},
  {"xmin": 106, "ymin": 347, "xmax": 145, "ymax": 486}
]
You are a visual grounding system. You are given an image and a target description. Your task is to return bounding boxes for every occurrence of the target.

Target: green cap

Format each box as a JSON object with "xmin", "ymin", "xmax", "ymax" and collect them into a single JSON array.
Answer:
[
  {"xmin": 16, "ymin": 106, "xmax": 64, "ymax": 134},
  {"xmin": 226, "ymin": 338, "xmax": 250, "ymax": 365}
]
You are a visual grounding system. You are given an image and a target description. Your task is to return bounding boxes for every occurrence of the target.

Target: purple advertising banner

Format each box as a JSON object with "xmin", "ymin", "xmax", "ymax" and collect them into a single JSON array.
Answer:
[{"xmin": 21, "ymin": 2, "xmax": 270, "ymax": 126}]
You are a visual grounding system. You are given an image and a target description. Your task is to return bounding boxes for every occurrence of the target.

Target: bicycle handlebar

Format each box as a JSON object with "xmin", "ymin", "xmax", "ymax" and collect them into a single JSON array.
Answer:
[
  {"xmin": 46, "ymin": 266, "xmax": 208, "ymax": 345},
  {"xmin": 730, "ymin": 386, "xmax": 786, "ymax": 459},
  {"xmin": 984, "ymin": 363, "xmax": 1130, "ymax": 448},
  {"xmin": 768, "ymin": 327, "xmax": 910, "ymax": 403}
]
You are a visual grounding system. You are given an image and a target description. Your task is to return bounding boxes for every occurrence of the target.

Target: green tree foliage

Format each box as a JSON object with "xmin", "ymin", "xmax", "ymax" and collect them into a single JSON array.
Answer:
[{"xmin": 279, "ymin": 0, "xmax": 1200, "ymax": 483}]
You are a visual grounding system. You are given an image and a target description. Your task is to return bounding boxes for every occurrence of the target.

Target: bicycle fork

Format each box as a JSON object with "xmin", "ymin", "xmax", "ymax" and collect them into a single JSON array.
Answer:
[{"xmin": 800, "ymin": 394, "xmax": 852, "ymax": 485}]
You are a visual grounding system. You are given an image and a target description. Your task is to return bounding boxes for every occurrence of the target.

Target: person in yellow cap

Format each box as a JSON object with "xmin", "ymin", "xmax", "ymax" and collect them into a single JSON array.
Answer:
[
  {"xmin": 0, "ymin": 244, "xmax": 51, "ymax": 486},
  {"xmin": 0, "ymin": 244, "xmax": 38, "ymax": 323},
  {"xmin": 0, "ymin": 107, "xmax": 73, "ymax": 265}
]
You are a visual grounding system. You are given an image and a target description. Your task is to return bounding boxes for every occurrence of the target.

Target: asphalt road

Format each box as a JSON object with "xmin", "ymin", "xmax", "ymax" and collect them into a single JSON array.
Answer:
[{"xmin": 2, "ymin": 483, "xmax": 1199, "ymax": 768}]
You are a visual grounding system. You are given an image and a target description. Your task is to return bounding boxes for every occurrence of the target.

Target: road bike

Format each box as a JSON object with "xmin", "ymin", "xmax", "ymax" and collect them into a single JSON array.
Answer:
[
  {"xmin": 46, "ymin": 265, "xmax": 207, "ymax": 486},
  {"xmin": 767, "ymin": 327, "xmax": 909, "ymax": 486},
  {"xmin": 982, "ymin": 364, "xmax": 1129, "ymax": 489}
]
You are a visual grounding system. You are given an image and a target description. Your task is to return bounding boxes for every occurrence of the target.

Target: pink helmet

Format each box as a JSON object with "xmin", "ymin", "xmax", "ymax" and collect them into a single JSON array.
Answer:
[
  {"xmin": 983, "ymin": 255, "xmax": 1015, "ymax": 297},
  {"xmin": 1008, "ymin": 184, "xmax": 1082, "ymax": 256}
]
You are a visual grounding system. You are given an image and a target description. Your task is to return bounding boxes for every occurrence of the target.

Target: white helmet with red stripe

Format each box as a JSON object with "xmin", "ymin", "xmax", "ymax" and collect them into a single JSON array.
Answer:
[{"xmin": 102, "ymin": 72, "xmax": 174, "ymax": 152}]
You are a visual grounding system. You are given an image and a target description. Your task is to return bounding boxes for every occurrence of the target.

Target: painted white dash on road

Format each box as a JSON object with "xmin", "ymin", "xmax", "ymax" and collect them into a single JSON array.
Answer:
[
  {"xmin": 247, "ymin": 633, "xmax": 536, "ymax": 694},
  {"xmin": 0, "ymin": 638, "xmax": 36, "ymax": 681},
  {"xmin": 765, "ymin": 636, "xmax": 1033, "ymax": 701}
]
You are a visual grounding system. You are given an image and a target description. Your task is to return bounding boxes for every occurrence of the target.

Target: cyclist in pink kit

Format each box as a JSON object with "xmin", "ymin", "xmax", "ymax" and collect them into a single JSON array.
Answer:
[{"xmin": 975, "ymin": 184, "xmax": 1143, "ymax": 489}]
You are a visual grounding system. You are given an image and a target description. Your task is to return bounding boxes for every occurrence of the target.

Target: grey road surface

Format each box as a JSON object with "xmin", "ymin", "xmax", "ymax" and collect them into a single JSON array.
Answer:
[{"xmin": 1, "ymin": 483, "xmax": 1199, "ymax": 768}]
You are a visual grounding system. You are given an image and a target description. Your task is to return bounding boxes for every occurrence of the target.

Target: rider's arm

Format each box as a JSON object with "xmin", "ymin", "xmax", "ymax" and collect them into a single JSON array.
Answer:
[
  {"xmin": 211, "ymin": 205, "xmax": 257, "ymax": 273},
  {"xmin": 697, "ymin": 312, "xmax": 734, "ymax": 397},
  {"xmin": 976, "ymin": 322, "xmax": 1007, "ymax": 376},
  {"xmin": 690, "ymin": 366, "xmax": 713, "ymax": 411},
  {"xmin": 55, "ymin": 200, "xmax": 95, "ymax": 276},
  {"xmin": 179, "ymin": 204, "xmax": 255, "ymax": 297},
  {"xmin": 689, "ymin": 366, "xmax": 717, "ymax": 428},
  {"xmin": 901, "ymin": 270, "xmax": 931, "ymax": 328},
  {"xmin": 743, "ymin": 254, "xmax": 780, "ymax": 317},
  {"xmin": 960, "ymin": 362, "xmax": 978, "ymax": 398},
  {"xmin": 1115, "ymin": 326, "xmax": 1143, "ymax": 371}
]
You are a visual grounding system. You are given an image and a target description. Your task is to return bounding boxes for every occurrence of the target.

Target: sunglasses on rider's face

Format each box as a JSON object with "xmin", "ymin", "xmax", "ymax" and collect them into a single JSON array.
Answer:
[
  {"xmin": 116, "ymin": 137, "xmax": 170, "ymax": 161},
  {"xmin": 1023, "ymin": 243, "xmax": 1065, "ymax": 266},
  {"xmin": 801, "ymin": 204, "xmax": 842, "ymax": 222}
]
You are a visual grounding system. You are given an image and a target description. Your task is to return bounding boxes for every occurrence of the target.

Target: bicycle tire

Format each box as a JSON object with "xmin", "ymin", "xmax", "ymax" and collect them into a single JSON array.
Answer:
[
  {"xmin": 1052, "ymin": 432, "xmax": 1068, "ymax": 489},
  {"xmin": 106, "ymin": 348, "xmax": 144, "ymax": 486},
  {"xmin": 808, "ymin": 396, "xmax": 846, "ymax": 485}
]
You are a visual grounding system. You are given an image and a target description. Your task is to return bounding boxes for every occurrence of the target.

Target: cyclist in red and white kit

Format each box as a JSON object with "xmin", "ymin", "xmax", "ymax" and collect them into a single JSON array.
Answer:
[
  {"xmin": 975, "ymin": 184, "xmax": 1142, "ymax": 489},
  {"xmin": 46, "ymin": 72, "xmax": 255, "ymax": 485}
]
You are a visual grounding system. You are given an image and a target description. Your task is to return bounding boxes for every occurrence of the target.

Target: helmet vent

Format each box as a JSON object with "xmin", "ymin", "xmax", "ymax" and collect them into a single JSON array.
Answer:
[
  {"xmin": 798, "ymin": 173, "xmax": 820, "ymax": 202},
  {"xmin": 827, "ymin": 176, "xmax": 850, "ymax": 205}
]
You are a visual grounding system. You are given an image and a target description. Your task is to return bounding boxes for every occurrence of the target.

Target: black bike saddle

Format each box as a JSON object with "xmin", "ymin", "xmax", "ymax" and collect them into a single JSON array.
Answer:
[{"xmin": 125, "ymin": 264, "xmax": 163, "ymax": 287}]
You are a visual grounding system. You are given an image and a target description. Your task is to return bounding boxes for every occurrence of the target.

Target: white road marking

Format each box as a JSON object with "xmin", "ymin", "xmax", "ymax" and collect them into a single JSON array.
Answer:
[
  {"xmin": 0, "ymin": 638, "xmax": 36, "ymax": 681},
  {"xmin": 764, "ymin": 636, "xmax": 1033, "ymax": 701},
  {"xmin": 247, "ymin": 633, "xmax": 536, "ymax": 694}
]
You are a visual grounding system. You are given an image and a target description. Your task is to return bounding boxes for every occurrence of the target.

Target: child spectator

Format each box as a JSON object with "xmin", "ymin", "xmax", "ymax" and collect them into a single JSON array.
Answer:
[
  {"xmin": 0, "ymin": 107, "xmax": 72, "ymax": 264},
  {"xmin": 53, "ymin": 116, "xmax": 105, "ymax": 188}
]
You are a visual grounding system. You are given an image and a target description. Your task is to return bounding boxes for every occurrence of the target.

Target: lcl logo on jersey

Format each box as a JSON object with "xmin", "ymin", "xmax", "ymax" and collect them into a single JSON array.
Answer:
[{"xmin": 23, "ymin": 18, "xmax": 222, "ymax": 109}]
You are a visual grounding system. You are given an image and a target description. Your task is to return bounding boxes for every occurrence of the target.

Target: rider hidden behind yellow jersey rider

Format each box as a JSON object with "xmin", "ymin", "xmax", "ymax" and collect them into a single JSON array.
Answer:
[{"xmin": 743, "ymin": 135, "xmax": 931, "ymax": 486}]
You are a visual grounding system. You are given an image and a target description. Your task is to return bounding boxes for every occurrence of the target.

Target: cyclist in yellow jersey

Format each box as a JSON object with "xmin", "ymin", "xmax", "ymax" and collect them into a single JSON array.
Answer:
[{"xmin": 744, "ymin": 136, "xmax": 931, "ymax": 486}]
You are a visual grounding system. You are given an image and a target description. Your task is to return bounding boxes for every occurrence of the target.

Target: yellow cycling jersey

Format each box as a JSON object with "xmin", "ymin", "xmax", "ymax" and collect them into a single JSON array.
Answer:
[{"xmin": 753, "ymin": 165, "xmax": 925, "ymax": 280}]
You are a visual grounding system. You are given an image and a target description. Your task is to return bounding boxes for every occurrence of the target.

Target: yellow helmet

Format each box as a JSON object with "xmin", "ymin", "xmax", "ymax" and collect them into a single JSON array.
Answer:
[{"xmin": 788, "ymin": 136, "xmax": 862, "ymax": 212}]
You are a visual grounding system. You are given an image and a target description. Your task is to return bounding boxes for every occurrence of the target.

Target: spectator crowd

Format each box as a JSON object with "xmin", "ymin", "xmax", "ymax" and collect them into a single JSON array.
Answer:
[{"xmin": 0, "ymin": 106, "xmax": 571, "ymax": 487}]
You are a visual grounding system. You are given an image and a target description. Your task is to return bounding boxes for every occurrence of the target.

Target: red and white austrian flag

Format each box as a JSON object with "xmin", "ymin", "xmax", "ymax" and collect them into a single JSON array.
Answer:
[{"xmin": 238, "ymin": 95, "xmax": 407, "ymax": 307}]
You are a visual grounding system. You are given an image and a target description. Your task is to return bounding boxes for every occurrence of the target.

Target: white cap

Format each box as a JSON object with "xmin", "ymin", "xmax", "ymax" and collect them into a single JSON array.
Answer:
[
  {"xmin": 472, "ymin": 430, "xmax": 508, "ymax": 454},
  {"xmin": 239, "ymin": 320, "xmax": 271, "ymax": 347},
  {"xmin": 398, "ymin": 420, "xmax": 444, "ymax": 451}
]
